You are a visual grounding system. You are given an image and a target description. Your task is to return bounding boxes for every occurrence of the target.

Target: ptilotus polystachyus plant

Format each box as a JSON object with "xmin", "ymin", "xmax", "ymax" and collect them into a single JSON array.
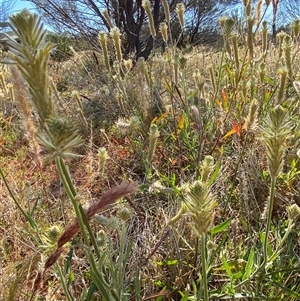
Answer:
[
  {"xmin": 98, "ymin": 31, "xmax": 111, "ymax": 72},
  {"xmin": 143, "ymin": 0, "xmax": 156, "ymax": 39},
  {"xmin": 159, "ymin": 22, "xmax": 168, "ymax": 44},
  {"xmin": 261, "ymin": 105, "xmax": 293, "ymax": 180},
  {"xmin": 291, "ymin": 19, "xmax": 300, "ymax": 40},
  {"xmin": 110, "ymin": 27, "xmax": 123, "ymax": 63},
  {"xmin": 255, "ymin": 0, "xmax": 263, "ymax": 27},
  {"xmin": 147, "ymin": 123, "xmax": 160, "ymax": 164},
  {"xmin": 6, "ymin": 10, "xmax": 55, "ymax": 126},
  {"xmin": 36, "ymin": 116, "xmax": 83, "ymax": 162},
  {"xmin": 262, "ymin": 21, "xmax": 268, "ymax": 53},
  {"xmin": 0, "ymin": 72, "xmax": 8, "ymax": 95},
  {"xmin": 98, "ymin": 147, "xmax": 109, "ymax": 174},
  {"xmin": 176, "ymin": 3, "xmax": 185, "ymax": 29},
  {"xmin": 6, "ymin": 10, "xmax": 83, "ymax": 161},
  {"xmin": 102, "ymin": 9, "xmax": 114, "ymax": 29},
  {"xmin": 282, "ymin": 34, "xmax": 293, "ymax": 79},
  {"xmin": 219, "ymin": 16, "xmax": 235, "ymax": 58},
  {"xmin": 260, "ymin": 105, "xmax": 293, "ymax": 224},
  {"xmin": 277, "ymin": 68, "xmax": 288, "ymax": 104},
  {"xmin": 168, "ymin": 156, "xmax": 217, "ymax": 236},
  {"xmin": 244, "ymin": 98, "xmax": 258, "ymax": 132}
]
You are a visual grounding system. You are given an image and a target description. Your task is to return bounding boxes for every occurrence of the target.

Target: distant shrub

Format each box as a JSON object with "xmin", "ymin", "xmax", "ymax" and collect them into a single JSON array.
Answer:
[{"xmin": 46, "ymin": 32, "xmax": 74, "ymax": 61}]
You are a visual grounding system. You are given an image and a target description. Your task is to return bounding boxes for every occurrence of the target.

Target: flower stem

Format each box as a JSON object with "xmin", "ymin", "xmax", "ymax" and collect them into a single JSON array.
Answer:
[
  {"xmin": 201, "ymin": 234, "xmax": 209, "ymax": 301},
  {"xmin": 262, "ymin": 175, "xmax": 276, "ymax": 266},
  {"xmin": 55, "ymin": 263, "xmax": 73, "ymax": 301},
  {"xmin": 55, "ymin": 157, "xmax": 88, "ymax": 244}
]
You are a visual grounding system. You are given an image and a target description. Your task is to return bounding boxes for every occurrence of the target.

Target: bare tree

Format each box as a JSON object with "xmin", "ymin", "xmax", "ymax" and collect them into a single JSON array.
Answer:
[
  {"xmin": 0, "ymin": 0, "xmax": 16, "ymax": 28},
  {"xmin": 27, "ymin": 0, "xmax": 238, "ymax": 59},
  {"xmin": 277, "ymin": 0, "xmax": 300, "ymax": 24},
  {"xmin": 184, "ymin": 0, "xmax": 240, "ymax": 45}
]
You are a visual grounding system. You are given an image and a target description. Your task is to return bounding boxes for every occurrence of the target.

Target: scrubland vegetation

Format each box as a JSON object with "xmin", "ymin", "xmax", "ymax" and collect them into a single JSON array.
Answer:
[{"xmin": 0, "ymin": 1, "xmax": 300, "ymax": 300}]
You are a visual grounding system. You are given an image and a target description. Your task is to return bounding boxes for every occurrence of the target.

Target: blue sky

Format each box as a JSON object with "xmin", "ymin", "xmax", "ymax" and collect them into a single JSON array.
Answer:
[
  {"xmin": 6, "ymin": 1, "xmax": 53, "ymax": 31},
  {"xmin": 12, "ymin": 0, "xmax": 35, "ymax": 13}
]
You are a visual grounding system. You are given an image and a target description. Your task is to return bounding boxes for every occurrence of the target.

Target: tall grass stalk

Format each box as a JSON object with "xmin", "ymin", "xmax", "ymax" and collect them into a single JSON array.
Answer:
[
  {"xmin": 201, "ymin": 234, "xmax": 209, "ymax": 301},
  {"xmin": 168, "ymin": 156, "xmax": 218, "ymax": 300},
  {"xmin": 260, "ymin": 105, "xmax": 293, "ymax": 262},
  {"xmin": 235, "ymin": 105, "xmax": 293, "ymax": 289}
]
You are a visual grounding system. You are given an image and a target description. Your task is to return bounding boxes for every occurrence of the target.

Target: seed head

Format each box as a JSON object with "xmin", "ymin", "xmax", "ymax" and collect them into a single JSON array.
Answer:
[
  {"xmin": 184, "ymin": 180, "xmax": 217, "ymax": 236},
  {"xmin": 36, "ymin": 117, "xmax": 83, "ymax": 162},
  {"xmin": 98, "ymin": 147, "xmax": 109, "ymax": 174},
  {"xmin": 0, "ymin": 72, "xmax": 8, "ymax": 94},
  {"xmin": 40, "ymin": 225, "xmax": 63, "ymax": 254},
  {"xmin": 176, "ymin": 3, "xmax": 185, "ymax": 28},
  {"xmin": 110, "ymin": 27, "xmax": 122, "ymax": 63},
  {"xmin": 142, "ymin": 0, "xmax": 156, "ymax": 38},
  {"xmin": 282, "ymin": 34, "xmax": 293, "ymax": 79},
  {"xmin": 277, "ymin": 68, "xmax": 288, "ymax": 104},
  {"xmin": 255, "ymin": 0, "xmax": 263, "ymax": 26},
  {"xmin": 116, "ymin": 116, "xmax": 140, "ymax": 135},
  {"xmin": 98, "ymin": 147, "xmax": 109, "ymax": 159},
  {"xmin": 200, "ymin": 155, "xmax": 215, "ymax": 183},
  {"xmin": 117, "ymin": 207, "xmax": 131, "ymax": 221},
  {"xmin": 97, "ymin": 230, "xmax": 106, "ymax": 246},
  {"xmin": 161, "ymin": 0, "xmax": 170, "ymax": 24},
  {"xmin": 98, "ymin": 31, "xmax": 111, "ymax": 72},
  {"xmin": 123, "ymin": 59, "xmax": 133, "ymax": 72},
  {"xmin": 148, "ymin": 123, "xmax": 160, "ymax": 163},
  {"xmin": 159, "ymin": 22, "xmax": 168, "ymax": 43},
  {"xmin": 287, "ymin": 203, "xmax": 300, "ymax": 220},
  {"xmin": 291, "ymin": 19, "xmax": 300, "ymax": 40},
  {"xmin": 261, "ymin": 105, "xmax": 293, "ymax": 179},
  {"xmin": 244, "ymin": 98, "xmax": 258, "ymax": 132},
  {"xmin": 102, "ymin": 9, "xmax": 114, "ymax": 29}
]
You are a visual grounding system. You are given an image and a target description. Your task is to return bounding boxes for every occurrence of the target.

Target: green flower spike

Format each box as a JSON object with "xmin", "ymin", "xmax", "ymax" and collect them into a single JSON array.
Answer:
[{"xmin": 37, "ymin": 117, "xmax": 83, "ymax": 162}]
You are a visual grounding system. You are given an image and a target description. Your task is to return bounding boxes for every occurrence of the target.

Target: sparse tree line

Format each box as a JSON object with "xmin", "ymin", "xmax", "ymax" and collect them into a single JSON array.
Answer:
[
  {"xmin": 2, "ymin": 0, "xmax": 300, "ymax": 59},
  {"xmin": 27, "ymin": 0, "xmax": 240, "ymax": 59}
]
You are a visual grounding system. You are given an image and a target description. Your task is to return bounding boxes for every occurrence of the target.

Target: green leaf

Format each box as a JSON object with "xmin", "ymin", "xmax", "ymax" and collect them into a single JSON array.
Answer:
[
  {"xmin": 153, "ymin": 280, "xmax": 165, "ymax": 288},
  {"xmin": 210, "ymin": 218, "xmax": 233, "ymax": 235},
  {"xmin": 164, "ymin": 77, "xmax": 173, "ymax": 96},
  {"xmin": 29, "ymin": 196, "xmax": 39, "ymax": 216},
  {"xmin": 224, "ymin": 64, "xmax": 233, "ymax": 80},
  {"xmin": 85, "ymin": 283, "xmax": 97, "ymax": 301},
  {"xmin": 263, "ymin": 75, "xmax": 275, "ymax": 86},
  {"xmin": 208, "ymin": 160, "xmax": 221, "ymax": 185},
  {"xmin": 90, "ymin": 269, "xmax": 111, "ymax": 301},
  {"xmin": 242, "ymin": 248, "xmax": 254, "ymax": 281},
  {"xmin": 260, "ymin": 232, "xmax": 273, "ymax": 256},
  {"xmin": 179, "ymin": 293, "xmax": 189, "ymax": 301},
  {"xmin": 68, "ymin": 271, "xmax": 75, "ymax": 283},
  {"xmin": 135, "ymin": 269, "xmax": 141, "ymax": 301},
  {"xmin": 233, "ymin": 271, "xmax": 243, "ymax": 279},
  {"xmin": 222, "ymin": 254, "xmax": 233, "ymax": 280},
  {"xmin": 191, "ymin": 279, "xmax": 197, "ymax": 294}
]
